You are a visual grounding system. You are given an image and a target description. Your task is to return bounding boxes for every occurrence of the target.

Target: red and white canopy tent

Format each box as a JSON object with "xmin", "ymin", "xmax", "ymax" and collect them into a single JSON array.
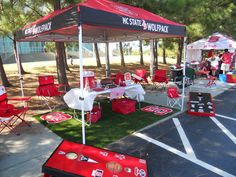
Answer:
[
  {"xmin": 187, "ymin": 32, "xmax": 236, "ymax": 62},
  {"xmin": 16, "ymin": 0, "xmax": 186, "ymax": 144}
]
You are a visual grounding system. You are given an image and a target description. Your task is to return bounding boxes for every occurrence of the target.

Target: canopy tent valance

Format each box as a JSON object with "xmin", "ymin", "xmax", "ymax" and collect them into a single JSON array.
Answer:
[
  {"xmin": 187, "ymin": 32, "xmax": 236, "ymax": 62},
  {"xmin": 16, "ymin": 0, "xmax": 186, "ymax": 144},
  {"xmin": 16, "ymin": 0, "xmax": 186, "ymax": 42}
]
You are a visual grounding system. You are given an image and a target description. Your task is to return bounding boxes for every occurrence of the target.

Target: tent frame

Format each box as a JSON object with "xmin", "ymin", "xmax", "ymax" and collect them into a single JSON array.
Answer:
[{"xmin": 15, "ymin": 0, "xmax": 187, "ymax": 144}]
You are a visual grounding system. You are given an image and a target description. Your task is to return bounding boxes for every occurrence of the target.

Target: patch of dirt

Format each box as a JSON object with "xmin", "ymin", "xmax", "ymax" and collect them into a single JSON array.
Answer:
[{"xmin": 4, "ymin": 62, "xmax": 171, "ymax": 116}]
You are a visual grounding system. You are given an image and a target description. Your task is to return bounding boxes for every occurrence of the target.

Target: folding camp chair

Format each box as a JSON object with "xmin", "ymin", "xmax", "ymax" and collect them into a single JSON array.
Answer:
[
  {"xmin": 0, "ymin": 86, "xmax": 30, "ymax": 135},
  {"xmin": 114, "ymin": 72, "xmax": 125, "ymax": 86},
  {"xmin": 81, "ymin": 71, "xmax": 96, "ymax": 90},
  {"xmin": 36, "ymin": 75, "xmax": 66, "ymax": 110},
  {"xmin": 167, "ymin": 86, "xmax": 181, "ymax": 108},
  {"xmin": 133, "ymin": 69, "xmax": 148, "ymax": 83},
  {"xmin": 152, "ymin": 69, "xmax": 168, "ymax": 89}
]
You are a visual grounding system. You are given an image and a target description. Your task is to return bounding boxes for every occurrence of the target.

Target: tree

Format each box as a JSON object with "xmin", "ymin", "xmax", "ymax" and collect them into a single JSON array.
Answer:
[
  {"xmin": 0, "ymin": 0, "xmax": 42, "ymax": 74},
  {"xmin": 139, "ymin": 40, "xmax": 144, "ymax": 65},
  {"xmin": 94, "ymin": 43, "xmax": 102, "ymax": 67},
  {"xmin": 119, "ymin": 42, "xmax": 125, "ymax": 67},
  {"xmin": 53, "ymin": 0, "xmax": 69, "ymax": 87},
  {"xmin": 0, "ymin": 55, "xmax": 12, "ymax": 87}
]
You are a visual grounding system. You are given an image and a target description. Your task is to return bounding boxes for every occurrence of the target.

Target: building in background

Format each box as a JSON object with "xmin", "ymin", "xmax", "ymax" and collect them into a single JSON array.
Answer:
[{"xmin": 0, "ymin": 37, "xmax": 45, "ymax": 63}]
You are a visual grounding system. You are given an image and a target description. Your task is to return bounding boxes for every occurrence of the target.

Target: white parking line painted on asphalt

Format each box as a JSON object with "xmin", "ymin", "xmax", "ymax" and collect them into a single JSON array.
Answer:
[
  {"xmin": 173, "ymin": 118, "xmax": 196, "ymax": 159},
  {"xmin": 134, "ymin": 132, "xmax": 236, "ymax": 177},
  {"xmin": 210, "ymin": 117, "xmax": 236, "ymax": 144},
  {"xmin": 216, "ymin": 114, "xmax": 236, "ymax": 121}
]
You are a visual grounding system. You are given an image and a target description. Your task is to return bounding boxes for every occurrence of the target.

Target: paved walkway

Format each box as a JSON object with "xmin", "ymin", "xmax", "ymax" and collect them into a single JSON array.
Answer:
[
  {"xmin": 0, "ymin": 116, "xmax": 61, "ymax": 177},
  {"xmin": 0, "ymin": 81, "xmax": 234, "ymax": 177}
]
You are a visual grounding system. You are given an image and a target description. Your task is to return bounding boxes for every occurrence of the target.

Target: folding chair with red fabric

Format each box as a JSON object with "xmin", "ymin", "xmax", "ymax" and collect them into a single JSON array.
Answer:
[
  {"xmin": 0, "ymin": 86, "xmax": 30, "ymax": 135},
  {"xmin": 167, "ymin": 86, "xmax": 181, "ymax": 108},
  {"xmin": 80, "ymin": 71, "xmax": 96, "ymax": 90},
  {"xmin": 152, "ymin": 69, "xmax": 168, "ymax": 89},
  {"xmin": 133, "ymin": 69, "xmax": 148, "ymax": 83},
  {"xmin": 114, "ymin": 72, "xmax": 125, "ymax": 86},
  {"xmin": 36, "ymin": 75, "xmax": 67, "ymax": 110}
]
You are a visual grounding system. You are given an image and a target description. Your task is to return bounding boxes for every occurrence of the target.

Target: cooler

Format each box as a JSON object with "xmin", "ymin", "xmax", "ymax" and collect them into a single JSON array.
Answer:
[
  {"xmin": 112, "ymin": 98, "xmax": 136, "ymax": 114},
  {"xmin": 226, "ymin": 74, "xmax": 236, "ymax": 83},
  {"xmin": 86, "ymin": 104, "xmax": 102, "ymax": 123}
]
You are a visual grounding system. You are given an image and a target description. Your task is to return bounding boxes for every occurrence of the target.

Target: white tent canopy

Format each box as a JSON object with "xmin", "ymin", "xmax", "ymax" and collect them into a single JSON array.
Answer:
[{"xmin": 186, "ymin": 32, "xmax": 236, "ymax": 62}]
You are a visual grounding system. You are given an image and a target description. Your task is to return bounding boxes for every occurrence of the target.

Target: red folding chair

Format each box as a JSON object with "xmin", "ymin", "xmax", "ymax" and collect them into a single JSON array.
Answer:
[
  {"xmin": 0, "ymin": 86, "xmax": 30, "ymax": 135},
  {"xmin": 133, "ymin": 69, "xmax": 148, "ymax": 83},
  {"xmin": 36, "ymin": 75, "xmax": 66, "ymax": 110},
  {"xmin": 114, "ymin": 72, "xmax": 125, "ymax": 86},
  {"xmin": 167, "ymin": 86, "xmax": 181, "ymax": 108},
  {"xmin": 152, "ymin": 69, "xmax": 168, "ymax": 89}
]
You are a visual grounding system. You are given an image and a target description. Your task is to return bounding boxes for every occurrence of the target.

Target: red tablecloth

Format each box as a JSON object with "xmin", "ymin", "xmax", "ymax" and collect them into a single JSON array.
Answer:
[{"xmin": 43, "ymin": 140, "xmax": 148, "ymax": 177}]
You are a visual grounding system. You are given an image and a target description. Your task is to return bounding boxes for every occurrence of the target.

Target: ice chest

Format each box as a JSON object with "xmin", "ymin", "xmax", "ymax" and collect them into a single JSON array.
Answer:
[
  {"xmin": 226, "ymin": 74, "xmax": 236, "ymax": 83},
  {"xmin": 219, "ymin": 74, "xmax": 226, "ymax": 83},
  {"xmin": 86, "ymin": 105, "xmax": 101, "ymax": 123},
  {"xmin": 112, "ymin": 98, "xmax": 136, "ymax": 114}
]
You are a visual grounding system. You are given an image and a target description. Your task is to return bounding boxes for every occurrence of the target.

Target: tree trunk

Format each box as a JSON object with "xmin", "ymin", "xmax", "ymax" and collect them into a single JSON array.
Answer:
[
  {"xmin": 119, "ymin": 42, "xmax": 125, "ymax": 67},
  {"xmin": 0, "ymin": 55, "xmax": 12, "ymax": 87},
  {"xmin": 177, "ymin": 38, "xmax": 184, "ymax": 65},
  {"xmin": 139, "ymin": 40, "xmax": 144, "ymax": 65},
  {"xmin": 105, "ymin": 43, "xmax": 110, "ymax": 77},
  {"xmin": 94, "ymin": 43, "xmax": 102, "ymax": 67},
  {"xmin": 55, "ymin": 42, "xmax": 69, "ymax": 88},
  {"xmin": 154, "ymin": 39, "xmax": 158, "ymax": 69},
  {"xmin": 63, "ymin": 44, "xmax": 70, "ymax": 71},
  {"xmin": 54, "ymin": 0, "xmax": 69, "ymax": 89},
  {"xmin": 163, "ymin": 48, "xmax": 167, "ymax": 64},
  {"xmin": 13, "ymin": 33, "xmax": 27, "ymax": 74}
]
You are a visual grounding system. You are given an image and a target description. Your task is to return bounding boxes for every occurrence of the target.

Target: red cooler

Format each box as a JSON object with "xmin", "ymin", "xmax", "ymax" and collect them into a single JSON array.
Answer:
[{"xmin": 112, "ymin": 98, "xmax": 136, "ymax": 114}]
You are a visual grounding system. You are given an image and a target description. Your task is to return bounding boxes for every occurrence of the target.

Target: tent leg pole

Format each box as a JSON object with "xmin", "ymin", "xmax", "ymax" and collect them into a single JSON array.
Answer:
[
  {"xmin": 16, "ymin": 42, "xmax": 25, "ymax": 107},
  {"xmin": 78, "ymin": 25, "xmax": 85, "ymax": 144},
  {"xmin": 181, "ymin": 37, "xmax": 187, "ymax": 111}
]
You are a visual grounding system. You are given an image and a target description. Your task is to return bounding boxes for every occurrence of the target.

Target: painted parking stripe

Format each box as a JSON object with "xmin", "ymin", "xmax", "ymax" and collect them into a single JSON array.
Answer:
[
  {"xmin": 173, "ymin": 118, "xmax": 196, "ymax": 158},
  {"xmin": 210, "ymin": 117, "xmax": 236, "ymax": 144},
  {"xmin": 134, "ymin": 132, "xmax": 236, "ymax": 177},
  {"xmin": 216, "ymin": 114, "xmax": 236, "ymax": 122},
  {"xmin": 133, "ymin": 133, "xmax": 236, "ymax": 177}
]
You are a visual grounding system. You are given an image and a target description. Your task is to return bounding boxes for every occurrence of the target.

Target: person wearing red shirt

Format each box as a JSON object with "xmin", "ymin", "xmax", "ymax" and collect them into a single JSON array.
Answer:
[{"xmin": 221, "ymin": 49, "xmax": 232, "ymax": 74}]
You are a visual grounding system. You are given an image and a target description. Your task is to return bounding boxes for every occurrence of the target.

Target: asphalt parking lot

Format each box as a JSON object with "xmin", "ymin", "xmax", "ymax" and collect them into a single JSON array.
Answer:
[{"xmin": 107, "ymin": 86, "xmax": 236, "ymax": 177}]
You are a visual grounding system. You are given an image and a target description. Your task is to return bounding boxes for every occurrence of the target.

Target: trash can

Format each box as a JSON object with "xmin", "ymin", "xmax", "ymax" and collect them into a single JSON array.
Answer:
[{"xmin": 219, "ymin": 74, "xmax": 226, "ymax": 83}]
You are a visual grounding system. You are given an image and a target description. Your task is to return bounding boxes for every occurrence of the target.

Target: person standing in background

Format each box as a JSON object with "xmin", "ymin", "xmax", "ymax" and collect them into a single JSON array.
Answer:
[
  {"xmin": 207, "ymin": 52, "xmax": 220, "ymax": 76},
  {"xmin": 232, "ymin": 50, "xmax": 236, "ymax": 70},
  {"xmin": 221, "ymin": 49, "xmax": 232, "ymax": 74},
  {"xmin": 207, "ymin": 49, "xmax": 214, "ymax": 58}
]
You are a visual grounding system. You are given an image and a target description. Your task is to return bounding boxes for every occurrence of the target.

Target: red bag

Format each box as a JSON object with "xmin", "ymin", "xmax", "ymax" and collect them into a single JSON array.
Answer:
[
  {"xmin": 86, "ymin": 105, "xmax": 102, "ymax": 123},
  {"xmin": 112, "ymin": 98, "xmax": 136, "ymax": 114}
]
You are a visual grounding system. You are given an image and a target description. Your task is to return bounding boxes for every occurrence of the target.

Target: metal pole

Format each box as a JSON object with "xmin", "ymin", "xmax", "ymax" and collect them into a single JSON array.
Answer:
[
  {"xmin": 181, "ymin": 37, "xmax": 187, "ymax": 111},
  {"xmin": 150, "ymin": 40, "xmax": 154, "ymax": 78},
  {"xmin": 105, "ymin": 42, "xmax": 110, "ymax": 77},
  {"xmin": 16, "ymin": 42, "xmax": 25, "ymax": 98},
  {"xmin": 78, "ymin": 25, "xmax": 85, "ymax": 144}
]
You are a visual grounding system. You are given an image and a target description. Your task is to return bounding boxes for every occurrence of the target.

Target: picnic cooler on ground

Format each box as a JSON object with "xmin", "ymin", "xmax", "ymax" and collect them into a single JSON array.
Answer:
[
  {"xmin": 226, "ymin": 73, "xmax": 236, "ymax": 83},
  {"xmin": 112, "ymin": 98, "xmax": 136, "ymax": 114},
  {"xmin": 86, "ymin": 103, "xmax": 102, "ymax": 123},
  {"xmin": 219, "ymin": 74, "xmax": 226, "ymax": 83}
]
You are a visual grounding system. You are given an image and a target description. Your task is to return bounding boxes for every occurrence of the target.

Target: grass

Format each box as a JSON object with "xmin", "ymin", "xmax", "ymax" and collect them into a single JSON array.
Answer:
[{"xmin": 35, "ymin": 101, "xmax": 178, "ymax": 148}]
